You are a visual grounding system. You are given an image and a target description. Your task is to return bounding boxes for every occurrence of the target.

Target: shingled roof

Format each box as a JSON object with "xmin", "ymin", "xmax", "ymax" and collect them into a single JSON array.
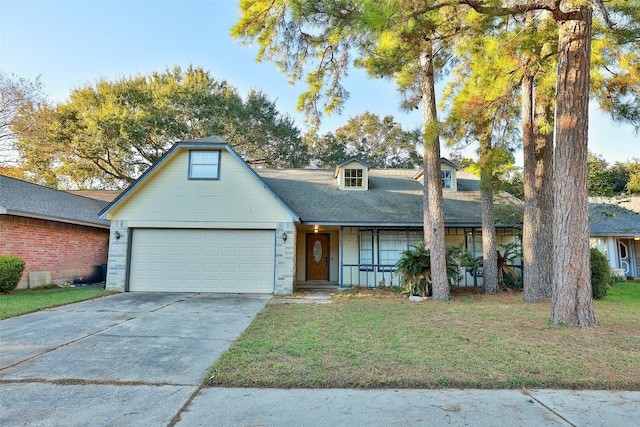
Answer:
[
  {"xmin": 256, "ymin": 168, "xmax": 522, "ymax": 226},
  {"xmin": 589, "ymin": 196, "xmax": 640, "ymax": 237},
  {"xmin": 0, "ymin": 175, "xmax": 110, "ymax": 228}
]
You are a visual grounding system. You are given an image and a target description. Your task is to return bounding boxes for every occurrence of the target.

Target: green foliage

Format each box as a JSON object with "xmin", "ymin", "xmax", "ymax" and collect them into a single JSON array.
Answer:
[
  {"xmin": 497, "ymin": 242, "xmax": 522, "ymax": 290},
  {"xmin": 334, "ymin": 112, "xmax": 421, "ymax": 168},
  {"xmin": 395, "ymin": 243, "xmax": 431, "ymax": 297},
  {"xmin": 502, "ymin": 170, "xmax": 524, "ymax": 200},
  {"xmin": 0, "ymin": 255, "xmax": 25, "ymax": 293},
  {"xmin": 11, "ymin": 66, "xmax": 307, "ymax": 189},
  {"xmin": 590, "ymin": 247, "xmax": 612, "ymax": 300},
  {"xmin": 588, "ymin": 153, "xmax": 639, "ymax": 196},
  {"xmin": 627, "ymin": 171, "xmax": 640, "ymax": 194},
  {"xmin": 306, "ymin": 112, "xmax": 421, "ymax": 168},
  {"xmin": 394, "ymin": 242, "xmax": 475, "ymax": 296}
]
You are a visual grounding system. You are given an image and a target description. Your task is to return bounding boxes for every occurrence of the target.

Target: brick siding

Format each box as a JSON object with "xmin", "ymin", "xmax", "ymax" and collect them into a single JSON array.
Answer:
[{"xmin": 0, "ymin": 215, "xmax": 109, "ymax": 286}]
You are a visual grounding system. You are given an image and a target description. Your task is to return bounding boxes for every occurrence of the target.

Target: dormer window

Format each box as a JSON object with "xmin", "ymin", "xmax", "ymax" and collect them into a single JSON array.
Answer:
[
  {"xmin": 442, "ymin": 170, "xmax": 452, "ymax": 189},
  {"xmin": 413, "ymin": 158, "xmax": 459, "ymax": 191},
  {"xmin": 344, "ymin": 169, "xmax": 363, "ymax": 187},
  {"xmin": 335, "ymin": 157, "xmax": 369, "ymax": 191}
]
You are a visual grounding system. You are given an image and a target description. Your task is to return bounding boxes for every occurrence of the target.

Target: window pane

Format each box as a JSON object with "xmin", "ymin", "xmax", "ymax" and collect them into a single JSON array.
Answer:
[
  {"xmin": 345, "ymin": 169, "xmax": 363, "ymax": 187},
  {"xmin": 379, "ymin": 232, "xmax": 405, "ymax": 269},
  {"xmin": 359, "ymin": 231, "xmax": 373, "ymax": 266},
  {"xmin": 441, "ymin": 170, "xmax": 452, "ymax": 188},
  {"xmin": 191, "ymin": 151, "xmax": 218, "ymax": 163},
  {"xmin": 191, "ymin": 164, "xmax": 215, "ymax": 178},
  {"xmin": 189, "ymin": 151, "xmax": 219, "ymax": 179}
]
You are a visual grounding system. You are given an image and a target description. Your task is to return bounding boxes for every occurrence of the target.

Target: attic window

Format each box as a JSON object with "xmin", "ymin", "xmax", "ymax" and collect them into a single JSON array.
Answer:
[
  {"xmin": 344, "ymin": 169, "xmax": 363, "ymax": 187},
  {"xmin": 441, "ymin": 170, "xmax": 452, "ymax": 189},
  {"xmin": 189, "ymin": 150, "xmax": 220, "ymax": 180}
]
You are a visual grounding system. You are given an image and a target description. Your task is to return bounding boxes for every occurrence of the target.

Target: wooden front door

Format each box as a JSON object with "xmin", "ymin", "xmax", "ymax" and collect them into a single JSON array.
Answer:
[{"xmin": 306, "ymin": 233, "xmax": 329, "ymax": 280}]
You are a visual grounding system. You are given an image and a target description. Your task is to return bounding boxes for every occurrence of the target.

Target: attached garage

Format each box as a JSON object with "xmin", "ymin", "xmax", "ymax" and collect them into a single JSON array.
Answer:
[
  {"xmin": 101, "ymin": 140, "xmax": 299, "ymax": 295},
  {"xmin": 129, "ymin": 229, "xmax": 276, "ymax": 293}
]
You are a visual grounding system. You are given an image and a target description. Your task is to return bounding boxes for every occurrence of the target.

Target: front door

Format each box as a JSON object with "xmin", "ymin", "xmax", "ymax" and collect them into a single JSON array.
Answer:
[
  {"xmin": 306, "ymin": 233, "xmax": 329, "ymax": 280},
  {"xmin": 617, "ymin": 239, "xmax": 637, "ymax": 278}
]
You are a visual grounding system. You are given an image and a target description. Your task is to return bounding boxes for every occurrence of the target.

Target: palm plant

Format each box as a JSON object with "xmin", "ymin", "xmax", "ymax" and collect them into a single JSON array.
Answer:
[
  {"xmin": 395, "ymin": 242, "xmax": 476, "ymax": 296},
  {"xmin": 395, "ymin": 243, "xmax": 431, "ymax": 297},
  {"xmin": 497, "ymin": 242, "xmax": 522, "ymax": 289}
]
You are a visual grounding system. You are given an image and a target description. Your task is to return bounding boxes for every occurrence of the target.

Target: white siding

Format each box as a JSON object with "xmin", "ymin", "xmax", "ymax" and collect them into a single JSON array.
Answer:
[{"xmin": 108, "ymin": 150, "xmax": 292, "ymax": 226}]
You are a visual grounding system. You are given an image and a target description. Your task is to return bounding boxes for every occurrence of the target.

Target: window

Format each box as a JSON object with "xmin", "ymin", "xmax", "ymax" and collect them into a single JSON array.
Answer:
[
  {"xmin": 441, "ymin": 170, "xmax": 452, "ymax": 189},
  {"xmin": 344, "ymin": 168, "xmax": 363, "ymax": 187},
  {"xmin": 189, "ymin": 151, "xmax": 220, "ymax": 180},
  {"xmin": 378, "ymin": 232, "xmax": 406, "ymax": 271},
  {"xmin": 359, "ymin": 230, "xmax": 374, "ymax": 270}
]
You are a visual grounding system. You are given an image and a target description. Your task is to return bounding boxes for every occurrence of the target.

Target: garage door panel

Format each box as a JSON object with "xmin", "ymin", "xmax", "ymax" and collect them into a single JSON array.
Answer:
[{"xmin": 129, "ymin": 229, "xmax": 275, "ymax": 293}]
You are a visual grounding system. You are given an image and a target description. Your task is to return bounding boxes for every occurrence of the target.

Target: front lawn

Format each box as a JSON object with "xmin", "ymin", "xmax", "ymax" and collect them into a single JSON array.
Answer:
[
  {"xmin": 207, "ymin": 281, "xmax": 640, "ymax": 390},
  {"xmin": 0, "ymin": 285, "xmax": 115, "ymax": 319}
]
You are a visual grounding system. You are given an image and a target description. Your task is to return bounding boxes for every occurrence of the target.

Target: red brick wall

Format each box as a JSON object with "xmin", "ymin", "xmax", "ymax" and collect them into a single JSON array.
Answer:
[{"xmin": 0, "ymin": 215, "xmax": 109, "ymax": 286}]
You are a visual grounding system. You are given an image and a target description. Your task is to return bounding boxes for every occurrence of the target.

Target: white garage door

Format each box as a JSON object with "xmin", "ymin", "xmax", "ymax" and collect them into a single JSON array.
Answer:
[{"xmin": 129, "ymin": 229, "xmax": 275, "ymax": 293}]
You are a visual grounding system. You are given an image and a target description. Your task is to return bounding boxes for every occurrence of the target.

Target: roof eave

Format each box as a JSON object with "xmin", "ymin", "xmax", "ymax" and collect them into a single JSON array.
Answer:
[{"xmin": 2, "ymin": 210, "xmax": 110, "ymax": 229}]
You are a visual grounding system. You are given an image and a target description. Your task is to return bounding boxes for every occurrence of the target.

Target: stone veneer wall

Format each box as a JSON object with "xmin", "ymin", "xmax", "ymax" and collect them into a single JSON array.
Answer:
[
  {"xmin": 104, "ymin": 220, "xmax": 129, "ymax": 292},
  {"xmin": 275, "ymin": 222, "xmax": 296, "ymax": 295}
]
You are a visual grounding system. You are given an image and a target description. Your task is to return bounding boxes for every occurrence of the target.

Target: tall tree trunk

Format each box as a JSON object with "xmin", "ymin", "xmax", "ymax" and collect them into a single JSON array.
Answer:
[
  {"xmin": 420, "ymin": 42, "xmax": 449, "ymax": 301},
  {"xmin": 523, "ymin": 75, "xmax": 555, "ymax": 302},
  {"xmin": 522, "ymin": 71, "xmax": 539, "ymax": 303},
  {"xmin": 533, "ymin": 99, "xmax": 554, "ymax": 298},
  {"xmin": 480, "ymin": 138, "xmax": 499, "ymax": 294},
  {"xmin": 551, "ymin": 7, "xmax": 595, "ymax": 326}
]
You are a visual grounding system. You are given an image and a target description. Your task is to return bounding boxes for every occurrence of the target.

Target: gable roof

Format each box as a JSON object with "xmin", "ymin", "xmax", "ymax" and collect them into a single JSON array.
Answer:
[
  {"xmin": 334, "ymin": 157, "xmax": 370, "ymax": 178},
  {"xmin": 589, "ymin": 196, "xmax": 640, "ymax": 237},
  {"xmin": 412, "ymin": 158, "xmax": 459, "ymax": 180},
  {"xmin": 0, "ymin": 175, "xmax": 110, "ymax": 228},
  {"xmin": 99, "ymin": 138, "xmax": 300, "ymax": 221},
  {"xmin": 257, "ymin": 168, "xmax": 521, "ymax": 226}
]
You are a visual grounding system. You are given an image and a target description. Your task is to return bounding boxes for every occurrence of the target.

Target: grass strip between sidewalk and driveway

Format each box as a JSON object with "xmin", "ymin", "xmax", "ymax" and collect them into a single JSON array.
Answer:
[
  {"xmin": 0, "ymin": 284, "xmax": 116, "ymax": 319},
  {"xmin": 207, "ymin": 282, "xmax": 640, "ymax": 390}
]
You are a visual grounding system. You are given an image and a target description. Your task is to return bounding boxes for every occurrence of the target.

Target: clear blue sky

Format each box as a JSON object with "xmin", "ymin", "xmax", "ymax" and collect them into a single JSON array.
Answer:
[{"xmin": 1, "ymin": 0, "xmax": 637, "ymax": 165}]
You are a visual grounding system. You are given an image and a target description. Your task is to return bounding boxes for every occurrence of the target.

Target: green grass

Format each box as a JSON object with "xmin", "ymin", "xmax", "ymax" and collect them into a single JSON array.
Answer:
[
  {"xmin": 0, "ymin": 284, "xmax": 115, "ymax": 319},
  {"xmin": 207, "ymin": 283, "xmax": 640, "ymax": 390}
]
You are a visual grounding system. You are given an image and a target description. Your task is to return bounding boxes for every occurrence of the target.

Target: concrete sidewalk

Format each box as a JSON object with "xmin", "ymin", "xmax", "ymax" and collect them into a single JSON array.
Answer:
[{"xmin": 175, "ymin": 388, "xmax": 640, "ymax": 427}]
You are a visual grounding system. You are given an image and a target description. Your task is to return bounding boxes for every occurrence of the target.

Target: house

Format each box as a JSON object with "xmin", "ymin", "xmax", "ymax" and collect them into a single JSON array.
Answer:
[
  {"xmin": 0, "ymin": 175, "xmax": 111, "ymax": 288},
  {"xmin": 100, "ymin": 138, "xmax": 522, "ymax": 294},
  {"xmin": 589, "ymin": 196, "xmax": 640, "ymax": 279}
]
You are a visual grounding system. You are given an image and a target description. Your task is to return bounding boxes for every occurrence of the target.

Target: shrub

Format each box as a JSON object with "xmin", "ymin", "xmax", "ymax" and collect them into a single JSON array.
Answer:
[
  {"xmin": 590, "ymin": 247, "xmax": 611, "ymax": 300},
  {"xmin": 497, "ymin": 242, "xmax": 523, "ymax": 290},
  {"xmin": 394, "ymin": 242, "xmax": 476, "ymax": 296},
  {"xmin": 0, "ymin": 255, "xmax": 26, "ymax": 293},
  {"xmin": 395, "ymin": 243, "xmax": 431, "ymax": 297}
]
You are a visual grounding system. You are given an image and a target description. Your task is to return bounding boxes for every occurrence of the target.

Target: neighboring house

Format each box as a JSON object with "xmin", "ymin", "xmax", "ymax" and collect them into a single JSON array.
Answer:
[
  {"xmin": 100, "ymin": 138, "xmax": 522, "ymax": 294},
  {"xmin": 589, "ymin": 196, "xmax": 640, "ymax": 279},
  {"xmin": 0, "ymin": 175, "xmax": 110, "ymax": 288}
]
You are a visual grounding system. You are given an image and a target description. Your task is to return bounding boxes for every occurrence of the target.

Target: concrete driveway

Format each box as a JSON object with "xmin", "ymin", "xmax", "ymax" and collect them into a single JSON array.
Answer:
[{"xmin": 0, "ymin": 293, "xmax": 270, "ymax": 426}]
